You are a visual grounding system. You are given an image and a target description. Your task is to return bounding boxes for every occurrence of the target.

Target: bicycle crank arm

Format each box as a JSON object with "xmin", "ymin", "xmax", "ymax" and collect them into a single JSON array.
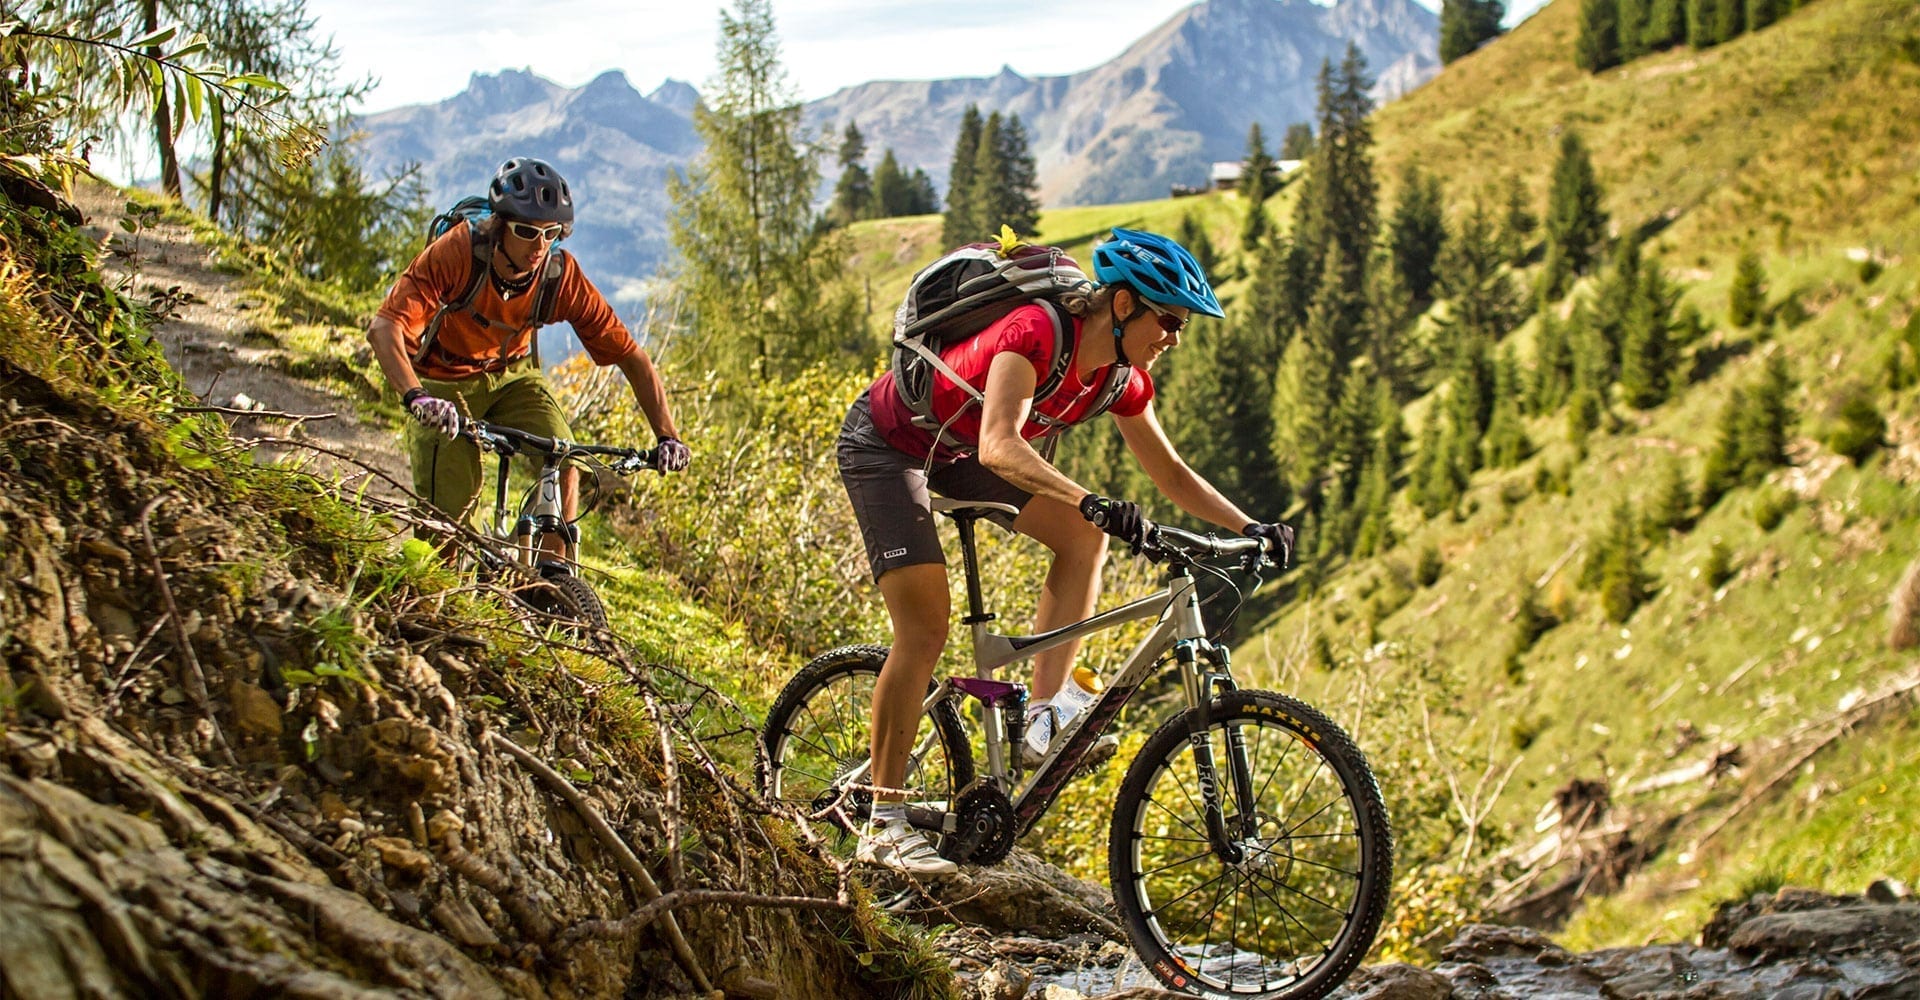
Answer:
[{"xmin": 905, "ymin": 803, "xmax": 955, "ymax": 835}]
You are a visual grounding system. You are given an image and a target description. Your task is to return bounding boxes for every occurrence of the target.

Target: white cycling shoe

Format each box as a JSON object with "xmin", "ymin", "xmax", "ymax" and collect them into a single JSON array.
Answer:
[
  {"xmin": 856, "ymin": 818, "xmax": 958, "ymax": 876},
  {"xmin": 1020, "ymin": 707, "xmax": 1120, "ymax": 772}
]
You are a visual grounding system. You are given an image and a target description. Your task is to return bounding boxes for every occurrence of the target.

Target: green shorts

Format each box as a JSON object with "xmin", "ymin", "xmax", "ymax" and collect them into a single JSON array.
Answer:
[{"xmin": 405, "ymin": 358, "xmax": 572, "ymax": 526}]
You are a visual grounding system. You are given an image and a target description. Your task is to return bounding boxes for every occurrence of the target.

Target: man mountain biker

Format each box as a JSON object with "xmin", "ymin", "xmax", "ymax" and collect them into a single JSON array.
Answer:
[
  {"xmin": 837, "ymin": 227, "xmax": 1296, "ymax": 874},
  {"xmin": 367, "ymin": 157, "xmax": 689, "ymax": 556}
]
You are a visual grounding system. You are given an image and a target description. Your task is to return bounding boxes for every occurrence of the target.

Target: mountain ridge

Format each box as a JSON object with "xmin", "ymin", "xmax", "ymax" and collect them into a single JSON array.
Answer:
[{"xmin": 350, "ymin": 0, "xmax": 1437, "ymax": 314}]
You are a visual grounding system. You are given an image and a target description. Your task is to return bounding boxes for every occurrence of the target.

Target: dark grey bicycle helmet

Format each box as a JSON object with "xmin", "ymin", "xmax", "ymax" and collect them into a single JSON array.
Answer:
[{"xmin": 489, "ymin": 157, "xmax": 574, "ymax": 224}]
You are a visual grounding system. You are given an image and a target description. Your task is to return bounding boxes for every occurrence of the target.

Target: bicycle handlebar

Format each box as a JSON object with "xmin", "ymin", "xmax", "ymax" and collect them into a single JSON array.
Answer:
[
  {"xmin": 463, "ymin": 418, "xmax": 659, "ymax": 473},
  {"xmin": 1136, "ymin": 520, "xmax": 1276, "ymax": 568}
]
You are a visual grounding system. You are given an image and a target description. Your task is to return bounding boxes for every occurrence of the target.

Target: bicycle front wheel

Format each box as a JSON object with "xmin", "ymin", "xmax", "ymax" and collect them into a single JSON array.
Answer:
[
  {"xmin": 518, "ymin": 572, "xmax": 610, "ymax": 632},
  {"xmin": 1110, "ymin": 690, "xmax": 1392, "ymax": 999},
  {"xmin": 759, "ymin": 645, "xmax": 974, "ymax": 846}
]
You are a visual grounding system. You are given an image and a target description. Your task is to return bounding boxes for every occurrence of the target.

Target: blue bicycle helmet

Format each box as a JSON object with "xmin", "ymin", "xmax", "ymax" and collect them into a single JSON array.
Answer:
[{"xmin": 1092, "ymin": 228, "xmax": 1224, "ymax": 318}]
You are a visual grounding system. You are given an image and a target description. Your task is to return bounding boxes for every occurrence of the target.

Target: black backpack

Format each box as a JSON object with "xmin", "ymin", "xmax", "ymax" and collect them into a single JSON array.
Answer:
[
  {"xmin": 891, "ymin": 228, "xmax": 1131, "ymax": 447},
  {"xmin": 412, "ymin": 195, "xmax": 567, "ymax": 369}
]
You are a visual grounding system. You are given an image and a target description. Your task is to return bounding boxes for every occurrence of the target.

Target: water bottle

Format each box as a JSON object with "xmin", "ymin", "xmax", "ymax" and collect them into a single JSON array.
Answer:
[{"xmin": 1052, "ymin": 666, "xmax": 1104, "ymax": 720}]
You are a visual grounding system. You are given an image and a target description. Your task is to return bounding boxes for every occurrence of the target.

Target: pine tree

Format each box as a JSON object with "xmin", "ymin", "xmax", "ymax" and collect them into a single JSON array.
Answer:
[
  {"xmin": 1729, "ymin": 247, "xmax": 1766, "ymax": 327},
  {"xmin": 1281, "ymin": 122, "xmax": 1316, "ymax": 160},
  {"xmin": 1738, "ymin": 353, "xmax": 1794, "ymax": 478},
  {"xmin": 1699, "ymin": 386, "xmax": 1746, "ymax": 507},
  {"xmin": 1643, "ymin": 0, "xmax": 1688, "ymax": 49},
  {"xmin": 1484, "ymin": 346, "xmax": 1531, "ymax": 467},
  {"xmin": 1294, "ymin": 47, "xmax": 1378, "ymax": 333},
  {"xmin": 1591, "ymin": 233, "xmax": 1643, "ymax": 376},
  {"xmin": 1436, "ymin": 201, "xmax": 1523, "ymax": 344},
  {"xmin": 1644, "ymin": 456, "xmax": 1693, "ymax": 538},
  {"xmin": 942, "ymin": 105, "xmax": 984, "ymax": 245},
  {"xmin": 1713, "ymin": 0, "xmax": 1745, "ymax": 43},
  {"xmin": 1597, "ymin": 500, "xmax": 1650, "ymax": 622},
  {"xmin": 1617, "ymin": 0, "xmax": 1650, "ymax": 60},
  {"xmin": 966, "ymin": 111, "xmax": 1009, "ymax": 235},
  {"xmin": 1240, "ymin": 122, "xmax": 1276, "ymax": 254},
  {"xmin": 1531, "ymin": 300, "xmax": 1575, "ymax": 412},
  {"xmin": 1271, "ymin": 247, "xmax": 1356, "ymax": 499},
  {"xmin": 1687, "ymin": 0, "xmax": 1720, "ymax": 47},
  {"xmin": 829, "ymin": 121, "xmax": 872, "ymax": 227},
  {"xmin": 1365, "ymin": 247, "xmax": 1419, "ymax": 398},
  {"xmin": 994, "ymin": 113, "xmax": 1043, "ymax": 236},
  {"xmin": 1619, "ymin": 263, "xmax": 1677, "ymax": 408},
  {"xmin": 1177, "ymin": 213, "xmax": 1219, "ymax": 283},
  {"xmin": 1746, "ymin": 0, "xmax": 1782, "ymax": 31},
  {"xmin": 667, "ymin": 0, "xmax": 850, "ymax": 381},
  {"xmin": 1441, "ymin": 0, "xmax": 1507, "ymax": 64},
  {"xmin": 1389, "ymin": 164, "xmax": 1448, "ymax": 302},
  {"xmin": 1576, "ymin": 0, "xmax": 1622, "ymax": 72},
  {"xmin": 869, "ymin": 148, "xmax": 906, "ymax": 217},
  {"xmin": 1500, "ymin": 174, "xmax": 1538, "ymax": 265},
  {"xmin": 1161, "ymin": 310, "xmax": 1285, "ymax": 513},
  {"xmin": 1409, "ymin": 414, "xmax": 1456, "ymax": 518},
  {"xmin": 905, "ymin": 168, "xmax": 939, "ymax": 215},
  {"xmin": 1542, "ymin": 129, "xmax": 1609, "ymax": 297}
]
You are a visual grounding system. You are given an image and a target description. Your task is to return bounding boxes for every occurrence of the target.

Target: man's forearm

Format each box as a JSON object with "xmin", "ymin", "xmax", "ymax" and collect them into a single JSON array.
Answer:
[
  {"xmin": 367, "ymin": 316, "xmax": 422, "ymax": 396},
  {"xmin": 616, "ymin": 349, "xmax": 678, "ymax": 439}
]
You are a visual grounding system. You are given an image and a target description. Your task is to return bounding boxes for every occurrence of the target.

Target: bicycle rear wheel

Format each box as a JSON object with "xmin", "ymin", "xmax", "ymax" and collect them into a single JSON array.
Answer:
[
  {"xmin": 759, "ymin": 645, "xmax": 974, "ymax": 846},
  {"xmin": 1109, "ymin": 690, "xmax": 1392, "ymax": 999}
]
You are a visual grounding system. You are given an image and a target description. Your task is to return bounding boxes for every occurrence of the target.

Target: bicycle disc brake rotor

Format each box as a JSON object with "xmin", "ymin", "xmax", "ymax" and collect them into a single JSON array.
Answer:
[{"xmin": 942, "ymin": 779, "xmax": 1016, "ymax": 865}]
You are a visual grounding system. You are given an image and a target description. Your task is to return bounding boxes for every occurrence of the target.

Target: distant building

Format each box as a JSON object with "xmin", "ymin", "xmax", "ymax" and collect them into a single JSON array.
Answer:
[{"xmin": 1209, "ymin": 159, "xmax": 1305, "ymax": 192}]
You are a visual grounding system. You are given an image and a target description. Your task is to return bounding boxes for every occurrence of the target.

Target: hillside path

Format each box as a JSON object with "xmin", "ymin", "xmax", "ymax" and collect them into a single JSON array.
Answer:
[{"xmin": 76, "ymin": 182, "xmax": 410, "ymax": 495}]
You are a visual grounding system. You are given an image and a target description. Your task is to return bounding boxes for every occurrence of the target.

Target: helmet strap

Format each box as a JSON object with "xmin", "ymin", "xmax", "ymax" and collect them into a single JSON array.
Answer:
[{"xmin": 1110, "ymin": 292, "xmax": 1145, "ymax": 368}]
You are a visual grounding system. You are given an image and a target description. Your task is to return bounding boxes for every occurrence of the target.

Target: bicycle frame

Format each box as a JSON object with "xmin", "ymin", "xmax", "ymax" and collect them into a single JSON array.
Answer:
[
  {"xmin": 482, "ymin": 436, "xmax": 577, "ymax": 571},
  {"xmin": 884, "ymin": 499, "xmax": 1260, "ymax": 858},
  {"xmin": 467, "ymin": 421, "xmax": 653, "ymax": 576}
]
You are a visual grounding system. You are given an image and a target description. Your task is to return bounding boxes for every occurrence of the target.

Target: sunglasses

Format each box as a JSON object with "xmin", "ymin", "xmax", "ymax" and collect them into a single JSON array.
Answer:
[
  {"xmin": 506, "ymin": 220, "xmax": 567, "ymax": 242},
  {"xmin": 1140, "ymin": 297, "xmax": 1190, "ymax": 335}
]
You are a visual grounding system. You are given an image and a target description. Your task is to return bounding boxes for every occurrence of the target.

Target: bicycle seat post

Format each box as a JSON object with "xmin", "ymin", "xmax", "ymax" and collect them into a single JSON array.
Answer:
[{"xmin": 953, "ymin": 515, "xmax": 993, "ymax": 629}]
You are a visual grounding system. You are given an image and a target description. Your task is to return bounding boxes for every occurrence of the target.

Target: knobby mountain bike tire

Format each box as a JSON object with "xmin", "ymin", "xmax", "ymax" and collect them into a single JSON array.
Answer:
[
  {"xmin": 517, "ymin": 572, "xmax": 610, "ymax": 632},
  {"xmin": 759, "ymin": 644, "xmax": 974, "ymax": 848},
  {"xmin": 1109, "ymin": 689, "xmax": 1392, "ymax": 999}
]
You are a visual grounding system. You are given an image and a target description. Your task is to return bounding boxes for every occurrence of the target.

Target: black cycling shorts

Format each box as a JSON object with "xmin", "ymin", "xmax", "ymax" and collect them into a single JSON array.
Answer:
[{"xmin": 837, "ymin": 390, "xmax": 1031, "ymax": 581}]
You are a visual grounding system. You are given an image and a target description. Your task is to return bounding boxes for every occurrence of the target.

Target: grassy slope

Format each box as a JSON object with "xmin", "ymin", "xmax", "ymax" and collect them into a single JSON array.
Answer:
[
  {"xmin": 835, "ymin": 0, "xmax": 1920, "ymax": 948},
  {"xmin": 1262, "ymin": 0, "xmax": 1920, "ymax": 948}
]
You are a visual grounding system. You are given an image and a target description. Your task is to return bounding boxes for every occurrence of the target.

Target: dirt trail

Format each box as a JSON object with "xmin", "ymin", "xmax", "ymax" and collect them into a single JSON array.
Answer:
[{"xmin": 75, "ymin": 182, "xmax": 410, "ymax": 494}]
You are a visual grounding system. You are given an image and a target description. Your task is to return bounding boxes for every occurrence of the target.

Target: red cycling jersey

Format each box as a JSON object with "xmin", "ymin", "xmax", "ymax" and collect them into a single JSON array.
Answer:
[{"xmin": 868, "ymin": 303, "xmax": 1154, "ymax": 464}]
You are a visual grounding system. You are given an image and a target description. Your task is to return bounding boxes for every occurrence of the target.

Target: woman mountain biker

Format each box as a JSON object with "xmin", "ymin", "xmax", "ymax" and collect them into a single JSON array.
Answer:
[
  {"xmin": 838, "ymin": 227, "xmax": 1295, "ymax": 874},
  {"xmin": 367, "ymin": 156, "xmax": 690, "ymax": 558}
]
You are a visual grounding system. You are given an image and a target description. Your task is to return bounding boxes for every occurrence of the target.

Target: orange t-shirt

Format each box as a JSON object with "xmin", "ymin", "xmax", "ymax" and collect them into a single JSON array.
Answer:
[{"xmin": 377, "ymin": 225, "xmax": 637, "ymax": 380}]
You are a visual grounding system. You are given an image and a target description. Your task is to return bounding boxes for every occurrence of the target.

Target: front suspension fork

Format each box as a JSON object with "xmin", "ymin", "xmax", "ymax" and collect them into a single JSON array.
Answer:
[{"xmin": 1180, "ymin": 640, "xmax": 1256, "ymax": 864}]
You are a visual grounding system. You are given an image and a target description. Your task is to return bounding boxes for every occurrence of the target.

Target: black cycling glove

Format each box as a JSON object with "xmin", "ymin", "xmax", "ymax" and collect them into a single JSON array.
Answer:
[
  {"xmin": 1243, "ymin": 521, "xmax": 1296, "ymax": 568},
  {"xmin": 1080, "ymin": 494, "xmax": 1146, "ymax": 549},
  {"xmin": 655, "ymin": 436, "xmax": 691, "ymax": 473}
]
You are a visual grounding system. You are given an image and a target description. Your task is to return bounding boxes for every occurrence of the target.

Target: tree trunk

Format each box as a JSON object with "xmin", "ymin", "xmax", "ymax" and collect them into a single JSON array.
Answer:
[
  {"xmin": 144, "ymin": 0, "xmax": 183, "ymax": 199},
  {"xmin": 206, "ymin": 104, "xmax": 227, "ymax": 223}
]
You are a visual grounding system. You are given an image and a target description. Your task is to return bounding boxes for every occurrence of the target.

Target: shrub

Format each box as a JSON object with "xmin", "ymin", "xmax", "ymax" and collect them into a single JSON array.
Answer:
[
  {"xmin": 1858, "ymin": 257, "xmax": 1883, "ymax": 285},
  {"xmin": 1509, "ymin": 714, "xmax": 1546, "ymax": 751},
  {"xmin": 1704, "ymin": 539, "xmax": 1736, "ymax": 588},
  {"xmin": 1728, "ymin": 249, "xmax": 1765, "ymax": 327},
  {"xmin": 1415, "ymin": 544, "xmax": 1443, "ymax": 587},
  {"xmin": 1825, "ymin": 395, "xmax": 1886, "ymax": 465},
  {"xmin": 1750, "ymin": 487, "xmax": 1795, "ymax": 532}
]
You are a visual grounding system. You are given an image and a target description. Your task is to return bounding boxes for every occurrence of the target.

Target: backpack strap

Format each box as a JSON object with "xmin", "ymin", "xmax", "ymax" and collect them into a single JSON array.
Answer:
[
  {"xmin": 412, "ymin": 225, "xmax": 495, "ymax": 367},
  {"xmin": 412, "ymin": 229, "xmax": 567, "ymax": 371},
  {"xmin": 917, "ymin": 297, "xmax": 1098, "ymax": 451}
]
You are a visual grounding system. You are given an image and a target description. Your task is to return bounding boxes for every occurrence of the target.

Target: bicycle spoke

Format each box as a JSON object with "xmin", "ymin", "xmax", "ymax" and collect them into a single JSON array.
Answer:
[
  {"xmin": 1142, "ymin": 789, "xmax": 1212, "ymax": 845},
  {"xmin": 797, "ymin": 701, "xmax": 842, "ymax": 762},
  {"xmin": 1139, "ymin": 844, "xmax": 1218, "ymax": 879}
]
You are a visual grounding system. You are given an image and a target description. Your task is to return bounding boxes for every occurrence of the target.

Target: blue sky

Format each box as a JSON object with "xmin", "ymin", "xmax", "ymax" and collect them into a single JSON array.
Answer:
[{"xmin": 307, "ymin": 0, "xmax": 1550, "ymax": 115}]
